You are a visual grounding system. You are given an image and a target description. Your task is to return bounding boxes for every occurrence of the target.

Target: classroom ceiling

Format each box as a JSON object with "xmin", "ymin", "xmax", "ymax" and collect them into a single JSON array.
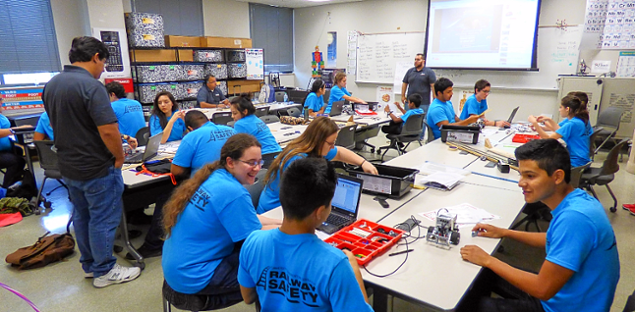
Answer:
[{"xmin": 236, "ymin": 0, "xmax": 364, "ymax": 8}]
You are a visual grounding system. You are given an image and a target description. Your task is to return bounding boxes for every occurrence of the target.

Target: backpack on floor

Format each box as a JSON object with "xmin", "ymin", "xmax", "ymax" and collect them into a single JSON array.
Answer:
[{"xmin": 5, "ymin": 230, "xmax": 75, "ymax": 270}]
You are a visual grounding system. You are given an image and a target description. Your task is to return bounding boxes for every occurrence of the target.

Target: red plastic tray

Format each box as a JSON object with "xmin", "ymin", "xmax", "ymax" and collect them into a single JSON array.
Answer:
[
  {"xmin": 324, "ymin": 219, "xmax": 404, "ymax": 266},
  {"xmin": 512, "ymin": 134, "xmax": 541, "ymax": 143}
]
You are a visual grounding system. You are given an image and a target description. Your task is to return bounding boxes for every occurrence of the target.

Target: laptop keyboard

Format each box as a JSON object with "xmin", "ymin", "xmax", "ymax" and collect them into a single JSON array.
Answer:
[
  {"xmin": 124, "ymin": 152, "xmax": 144, "ymax": 164},
  {"xmin": 326, "ymin": 213, "xmax": 351, "ymax": 227}
]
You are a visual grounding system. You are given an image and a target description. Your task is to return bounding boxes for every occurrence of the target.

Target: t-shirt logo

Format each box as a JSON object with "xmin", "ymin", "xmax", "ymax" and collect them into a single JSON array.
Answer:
[
  {"xmin": 124, "ymin": 105, "xmax": 143, "ymax": 114},
  {"xmin": 207, "ymin": 129, "xmax": 234, "ymax": 143},
  {"xmin": 256, "ymin": 267, "xmax": 320, "ymax": 307},
  {"xmin": 190, "ymin": 189, "xmax": 211, "ymax": 211}
]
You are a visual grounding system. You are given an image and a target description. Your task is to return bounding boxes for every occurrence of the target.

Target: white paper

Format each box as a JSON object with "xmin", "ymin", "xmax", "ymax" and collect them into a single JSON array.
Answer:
[
  {"xmin": 416, "ymin": 162, "xmax": 471, "ymax": 176},
  {"xmin": 591, "ymin": 60, "xmax": 612, "ymax": 73},
  {"xmin": 419, "ymin": 203, "xmax": 501, "ymax": 227},
  {"xmin": 419, "ymin": 172, "xmax": 465, "ymax": 189}
]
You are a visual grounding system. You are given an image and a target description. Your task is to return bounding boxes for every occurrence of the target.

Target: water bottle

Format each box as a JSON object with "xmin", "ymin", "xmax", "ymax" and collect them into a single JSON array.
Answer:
[
  {"xmin": 303, "ymin": 107, "xmax": 309, "ymax": 120},
  {"xmin": 283, "ymin": 93, "xmax": 288, "ymax": 103}
]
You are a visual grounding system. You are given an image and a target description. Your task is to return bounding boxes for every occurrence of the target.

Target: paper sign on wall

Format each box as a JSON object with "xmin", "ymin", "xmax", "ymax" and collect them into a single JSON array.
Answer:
[
  {"xmin": 245, "ymin": 49, "xmax": 264, "ymax": 80},
  {"xmin": 591, "ymin": 60, "xmax": 612, "ymax": 73}
]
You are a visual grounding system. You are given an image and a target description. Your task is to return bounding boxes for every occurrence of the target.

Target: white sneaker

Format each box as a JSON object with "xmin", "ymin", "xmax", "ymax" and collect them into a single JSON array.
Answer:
[
  {"xmin": 93, "ymin": 264, "xmax": 141, "ymax": 288},
  {"xmin": 85, "ymin": 272, "xmax": 94, "ymax": 278}
]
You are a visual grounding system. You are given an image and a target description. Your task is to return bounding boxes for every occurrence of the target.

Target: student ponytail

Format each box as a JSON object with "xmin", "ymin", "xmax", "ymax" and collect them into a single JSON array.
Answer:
[
  {"xmin": 561, "ymin": 95, "xmax": 589, "ymax": 125},
  {"xmin": 303, "ymin": 79, "xmax": 325, "ymax": 105},
  {"xmin": 163, "ymin": 133, "xmax": 261, "ymax": 237}
]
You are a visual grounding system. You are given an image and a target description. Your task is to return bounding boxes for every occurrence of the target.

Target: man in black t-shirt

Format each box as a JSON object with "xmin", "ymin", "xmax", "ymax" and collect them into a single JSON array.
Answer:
[
  {"xmin": 42, "ymin": 37, "xmax": 141, "ymax": 288},
  {"xmin": 401, "ymin": 53, "xmax": 437, "ymax": 113}
]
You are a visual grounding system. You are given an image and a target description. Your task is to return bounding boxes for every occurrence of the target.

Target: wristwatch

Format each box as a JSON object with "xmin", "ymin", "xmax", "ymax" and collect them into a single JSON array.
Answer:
[{"xmin": 121, "ymin": 134, "xmax": 129, "ymax": 141}]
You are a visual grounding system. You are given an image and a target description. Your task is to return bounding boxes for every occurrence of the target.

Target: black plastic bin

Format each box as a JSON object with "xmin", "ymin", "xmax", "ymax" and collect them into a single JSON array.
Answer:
[
  {"xmin": 347, "ymin": 164, "xmax": 419, "ymax": 199},
  {"xmin": 440, "ymin": 125, "xmax": 480, "ymax": 144}
]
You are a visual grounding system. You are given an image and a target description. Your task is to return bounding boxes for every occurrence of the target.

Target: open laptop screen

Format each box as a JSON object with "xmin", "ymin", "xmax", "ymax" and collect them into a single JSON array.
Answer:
[{"xmin": 331, "ymin": 175, "xmax": 362, "ymax": 214}]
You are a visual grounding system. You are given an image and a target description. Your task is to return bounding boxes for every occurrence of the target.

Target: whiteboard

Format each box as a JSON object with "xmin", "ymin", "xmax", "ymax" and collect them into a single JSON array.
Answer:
[
  {"xmin": 356, "ymin": 32, "xmax": 425, "ymax": 84},
  {"xmin": 432, "ymin": 26, "xmax": 583, "ymax": 91}
]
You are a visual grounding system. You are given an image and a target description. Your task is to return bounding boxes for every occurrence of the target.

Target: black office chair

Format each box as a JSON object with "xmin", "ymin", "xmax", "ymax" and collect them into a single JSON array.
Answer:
[
  {"xmin": 377, "ymin": 114, "xmax": 424, "ymax": 161},
  {"xmin": 335, "ymin": 125, "xmax": 357, "ymax": 150},
  {"xmin": 245, "ymin": 169, "xmax": 268, "ymax": 208},
  {"xmin": 255, "ymin": 106, "xmax": 270, "ymax": 117},
  {"xmin": 624, "ymin": 288, "xmax": 635, "ymax": 312},
  {"xmin": 262, "ymin": 152, "xmax": 280, "ymax": 169},
  {"xmin": 274, "ymin": 91, "xmax": 287, "ymax": 102},
  {"xmin": 162, "ymin": 279, "xmax": 240, "ymax": 312},
  {"xmin": 212, "ymin": 112, "xmax": 233, "ymax": 126},
  {"xmin": 33, "ymin": 140, "xmax": 70, "ymax": 214},
  {"xmin": 422, "ymin": 120, "xmax": 436, "ymax": 144},
  {"xmin": 227, "ymin": 121, "xmax": 235, "ymax": 128},
  {"xmin": 135, "ymin": 127, "xmax": 150, "ymax": 146},
  {"xmin": 580, "ymin": 138, "xmax": 630, "ymax": 212},
  {"xmin": 593, "ymin": 107, "xmax": 624, "ymax": 155},
  {"xmin": 259, "ymin": 115, "xmax": 280, "ymax": 124},
  {"xmin": 286, "ymin": 107, "xmax": 302, "ymax": 118},
  {"xmin": 589, "ymin": 126, "xmax": 604, "ymax": 159}
]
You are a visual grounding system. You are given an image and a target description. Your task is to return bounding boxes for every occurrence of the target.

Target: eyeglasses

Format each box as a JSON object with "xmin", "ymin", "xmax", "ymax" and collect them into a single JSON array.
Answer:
[
  {"xmin": 238, "ymin": 159, "xmax": 264, "ymax": 168},
  {"xmin": 325, "ymin": 140, "xmax": 336, "ymax": 148},
  {"xmin": 481, "ymin": 90, "xmax": 491, "ymax": 94}
]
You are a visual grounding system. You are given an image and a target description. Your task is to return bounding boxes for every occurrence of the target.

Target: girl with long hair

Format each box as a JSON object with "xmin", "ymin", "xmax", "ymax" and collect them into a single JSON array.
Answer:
[
  {"xmin": 230, "ymin": 93, "xmax": 281, "ymax": 167},
  {"xmin": 326, "ymin": 72, "xmax": 366, "ymax": 115},
  {"xmin": 257, "ymin": 116, "xmax": 378, "ymax": 213},
  {"xmin": 150, "ymin": 91, "xmax": 187, "ymax": 143},
  {"xmin": 529, "ymin": 95, "xmax": 592, "ymax": 167},
  {"xmin": 303, "ymin": 78, "xmax": 327, "ymax": 116},
  {"xmin": 162, "ymin": 133, "xmax": 280, "ymax": 307}
]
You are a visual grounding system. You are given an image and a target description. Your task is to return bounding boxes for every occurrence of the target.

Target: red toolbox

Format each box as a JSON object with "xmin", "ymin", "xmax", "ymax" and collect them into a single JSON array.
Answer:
[
  {"xmin": 324, "ymin": 219, "xmax": 404, "ymax": 266},
  {"xmin": 512, "ymin": 134, "xmax": 541, "ymax": 143}
]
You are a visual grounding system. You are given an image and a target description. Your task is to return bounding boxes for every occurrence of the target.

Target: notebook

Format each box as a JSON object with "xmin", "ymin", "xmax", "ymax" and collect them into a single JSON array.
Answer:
[
  {"xmin": 124, "ymin": 133, "xmax": 162, "ymax": 164},
  {"xmin": 317, "ymin": 174, "xmax": 364, "ymax": 234}
]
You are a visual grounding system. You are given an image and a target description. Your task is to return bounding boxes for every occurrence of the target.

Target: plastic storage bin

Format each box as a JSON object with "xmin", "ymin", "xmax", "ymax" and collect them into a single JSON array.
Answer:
[
  {"xmin": 440, "ymin": 125, "xmax": 480, "ymax": 144},
  {"xmin": 193, "ymin": 50, "xmax": 224, "ymax": 62},
  {"xmin": 204, "ymin": 64, "xmax": 228, "ymax": 80},
  {"xmin": 218, "ymin": 80, "xmax": 228, "ymax": 95},
  {"xmin": 182, "ymin": 65, "xmax": 204, "ymax": 81},
  {"xmin": 125, "ymin": 13, "xmax": 165, "ymax": 48},
  {"xmin": 180, "ymin": 82, "xmax": 204, "ymax": 99},
  {"xmin": 347, "ymin": 164, "xmax": 419, "ymax": 199},
  {"xmin": 228, "ymin": 63, "xmax": 247, "ymax": 78},
  {"xmin": 323, "ymin": 219, "xmax": 404, "ymax": 266},
  {"xmin": 226, "ymin": 50, "xmax": 246, "ymax": 62}
]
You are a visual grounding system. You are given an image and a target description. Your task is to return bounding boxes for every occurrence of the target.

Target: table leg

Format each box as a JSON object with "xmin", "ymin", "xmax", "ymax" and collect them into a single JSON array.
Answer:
[
  {"xmin": 117, "ymin": 210, "xmax": 145, "ymax": 270},
  {"xmin": 372, "ymin": 285, "xmax": 390, "ymax": 312}
]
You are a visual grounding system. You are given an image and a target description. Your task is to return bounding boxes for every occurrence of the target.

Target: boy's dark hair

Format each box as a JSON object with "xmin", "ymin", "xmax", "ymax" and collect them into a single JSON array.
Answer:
[
  {"xmin": 434, "ymin": 77, "xmax": 453, "ymax": 97},
  {"xmin": 474, "ymin": 79, "xmax": 491, "ymax": 93},
  {"xmin": 105, "ymin": 81, "xmax": 126, "ymax": 99},
  {"xmin": 68, "ymin": 36, "xmax": 109, "ymax": 63},
  {"xmin": 515, "ymin": 139, "xmax": 571, "ymax": 184},
  {"xmin": 407, "ymin": 93, "xmax": 422, "ymax": 108},
  {"xmin": 280, "ymin": 158, "xmax": 337, "ymax": 220},
  {"xmin": 184, "ymin": 110, "xmax": 209, "ymax": 129},
  {"xmin": 230, "ymin": 93, "xmax": 256, "ymax": 116}
]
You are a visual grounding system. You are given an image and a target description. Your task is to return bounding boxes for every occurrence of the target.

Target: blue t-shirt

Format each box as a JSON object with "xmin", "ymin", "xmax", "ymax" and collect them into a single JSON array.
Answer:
[
  {"xmin": 238, "ymin": 229, "xmax": 373, "ymax": 312},
  {"xmin": 234, "ymin": 115, "xmax": 281, "ymax": 155},
  {"xmin": 257, "ymin": 147, "xmax": 338, "ymax": 214},
  {"xmin": 400, "ymin": 107, "xmax": 424, "ymax": 124},
  {"xmin": 35, "ymin": 111, "xmax": 54, "ymax": 140},
  {"xmin": 555, "ymin": 117, "xmax": 591, "ymax": 167},
  {"xmin": 542, "ymin": 188, "xmax": 619, "ymax": 312},
  {"xmin": 304, "ymin": 93, "xmax": 325, "ymax": 113},
  {"xmin": 0, "ymin": 115, "xmax": 13, "ymax": 152},
  {"xmin": 172, "ymin": 122, "xmax": 236, "ymax": 175},
  {"xmin": 558, "ymin": 118, "xmax": 592, "ymax": 136},
  {"xmin": 149, "ymin": 113, "xmax": 187, "ymax": 142},
  {"xmin": 426, "ymin": 98, "xmax": 456, "ymax": 139},
  {"xmin": 459, "ymin": 94, "xmax": 488, "ymax": 120},
  {"xmin": 326, "ymin": 86, "xmax": 351, "ymax": 114},
  {"xmin": 162, "ymin": 168, "xmax": 262, "ymax": 294},
  {"xmin": 111, "ymin": 98, "xmax": 146, "ymax": 137}
]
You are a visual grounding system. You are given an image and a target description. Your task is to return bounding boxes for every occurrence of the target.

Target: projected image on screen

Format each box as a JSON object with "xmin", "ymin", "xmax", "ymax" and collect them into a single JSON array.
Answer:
[
  {"xmin": 432, "ymin": 6, "xmax": 503, "ymax": 53},
  {"xmin": 426, "ymin": 0, "xmax": 541, "ymax": 70}
]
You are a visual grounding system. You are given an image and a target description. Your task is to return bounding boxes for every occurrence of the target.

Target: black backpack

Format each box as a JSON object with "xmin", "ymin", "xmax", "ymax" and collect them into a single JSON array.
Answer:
[{"xmin": 6, "ymin": 169, "xmax": 38, "ymax": 201}]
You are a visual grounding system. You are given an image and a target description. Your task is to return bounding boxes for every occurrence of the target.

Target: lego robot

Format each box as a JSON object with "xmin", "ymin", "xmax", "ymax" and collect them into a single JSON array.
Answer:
[{"xmin": 426, "ymin": 209, "xmax": 460, "ymax": 248}]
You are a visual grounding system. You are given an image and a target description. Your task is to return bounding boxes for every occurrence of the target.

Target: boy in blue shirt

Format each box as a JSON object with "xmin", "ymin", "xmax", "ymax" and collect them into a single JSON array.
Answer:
[
  {"xmin": 34, "ymin": 111, "xmax": 54, "ymax": 141},
  {"xmin": 106, "ymin": 81, "xmax": 146, "ymax": 138},
  {"xmin": 382, "ymin": 93, "xmax": 424, "ymax": 135},
  {"xmin": 459, "ymin": 79, "xmax": 510, "ymax": 127},
  {"xmin": 427, "ymin": 78, "xmax": 480, "ymax": 140},
  {"xmin": 238, "ymin": 158, "xmax": 373, "ymax": 312},
  {"xmin": 459, "ymin": 139, "xmax": 619, "ymax": 312}
]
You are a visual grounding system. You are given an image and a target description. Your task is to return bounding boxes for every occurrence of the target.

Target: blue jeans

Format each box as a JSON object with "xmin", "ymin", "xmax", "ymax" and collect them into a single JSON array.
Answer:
[{"xmin": 64, "ymin": 166, "xmax": 124, "ymax": 277}]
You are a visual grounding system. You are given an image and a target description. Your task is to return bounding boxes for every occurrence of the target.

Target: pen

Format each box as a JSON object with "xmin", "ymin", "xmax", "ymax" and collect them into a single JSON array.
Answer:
[{"xmin": 389, "ymin": 249, "xmax": 414, "ymax": 257}]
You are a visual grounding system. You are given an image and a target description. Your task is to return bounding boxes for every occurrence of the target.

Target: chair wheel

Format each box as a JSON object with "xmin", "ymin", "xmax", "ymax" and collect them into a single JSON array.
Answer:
[
  {"xmin": 370, "ymin": 149, "xmax": 375, "ymax": 153},
  {"xmin": 113, "ymin": 246, "xmax": 123, "ymax": 253},
  {"xmin": 610, "ymin": 207, "xmax": 617, "ymax": 213},
  {"xmin": 44, "ymin": 201, "xmax": 52, "ymax": 209},
  {"xmin": 35, "ymin": 208, "xmax": 41, "ymax": 215},
  {"xmin": 134, "ymin": 262, "xmax": 146, "ymax": 270}
]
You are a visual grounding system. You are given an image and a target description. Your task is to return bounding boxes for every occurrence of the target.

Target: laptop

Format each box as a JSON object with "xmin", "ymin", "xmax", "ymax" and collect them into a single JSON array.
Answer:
[
  {"xmin": 124, "ymin": 133, "xmax": 162, "ymax": 164},
  {"xmin": 503, "ymin": 106, "xmax": 520, "ymax": 128},
  {"xmin": 329, "ymin": 100, "xmax": 345, "ymax": 117},
  {"xmin": 317, "ymin": 174, "xmax": 364, "ymax": 234}
]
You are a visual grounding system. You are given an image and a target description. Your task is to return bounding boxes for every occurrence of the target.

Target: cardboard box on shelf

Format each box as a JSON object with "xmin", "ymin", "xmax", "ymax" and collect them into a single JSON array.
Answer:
[
  {"xmin": 164, "ymin": 35, "xmax": 203, "ymax": 47},
  {"xmin": 177, "ymin": 49, "xmax": 194, "ymax": 62},
  {"xmin": 227, "ymin": 80, "xmax": 263, "ymax": 94},
  {"xmin": 203, "ymin": 37, "xmax": 252, "ymax": 48},
  {"xmin": 130, "ymin": 49, "xmax": 177, "ymax": 62}
]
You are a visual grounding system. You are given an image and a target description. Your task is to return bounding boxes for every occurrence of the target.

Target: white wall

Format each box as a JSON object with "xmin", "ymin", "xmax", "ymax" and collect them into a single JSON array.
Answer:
[
  {"xmin": 202, "ymin": 0, "xmax": 250, "ymax": 38},
  {"xmin": 50, "ymin": 0, "xmax": 91, "ymax": 66}
]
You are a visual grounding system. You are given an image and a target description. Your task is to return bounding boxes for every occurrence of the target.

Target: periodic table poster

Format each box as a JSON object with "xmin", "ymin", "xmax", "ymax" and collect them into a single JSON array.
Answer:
[{"xmin": 584, "ymin": 0, "xmax": 635, "ymax": 49}]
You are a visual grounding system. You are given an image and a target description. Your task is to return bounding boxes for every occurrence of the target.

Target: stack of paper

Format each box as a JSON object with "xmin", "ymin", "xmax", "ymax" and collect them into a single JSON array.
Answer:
[
  {"xmin": 417, "ymin": 162, "xmax": 471, "ymax": 176},
  {"xmin": 418, "ymin": 172, "xmax": 464, "ymax": 191},
  {"xmin": 419, "ymin": 203, "xmax": 501, "ymax": 228}
]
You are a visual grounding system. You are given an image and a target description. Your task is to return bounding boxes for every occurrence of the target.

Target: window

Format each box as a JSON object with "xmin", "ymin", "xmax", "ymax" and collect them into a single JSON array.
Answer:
[
  {"xmin": 133, "ymin": 0, "xmax": 204, "ymax": 36},
  {"xmin": 249, "ymin": 4, "xmax": 294, "ymax": 73},
  {"xmin": 0, "ymin": 0, "xmax": 62, "ymax": 82}
]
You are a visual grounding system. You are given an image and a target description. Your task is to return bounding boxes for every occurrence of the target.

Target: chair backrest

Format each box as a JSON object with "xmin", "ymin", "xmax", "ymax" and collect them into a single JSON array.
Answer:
[
  {"xmin": 623, "ymin": 288, "xmax": 635, "ymax": 312},
  {"xmin": 287, "ymin": 107, "xmax": 301, "ymax": 118},
  {"xmin": 400, "ymin": 114, "xmax": 424, "ymax": 137},
  {"xmin": 212, "ymin": 112, "xmax": 233, "ymax": 126},
  {"xmin": 227, "ymin": 121, "xmax": 235, "ymax": 127},
  {"xmin": 423, "ymin": 120, "xmax": 435, "ymax": 144},
  {"xmin": 274, "ymin": 91, "xmax": 287, "ymax": 102},
  {"xmin": 260, "ymin": 115, "xmax": 280, "ymax": 124},
  {"xmin": 570, "ymin": 161, "xmax": 592, "ymax": 188},
  {"xmin": 589, "ymin": 126, "xmax": 604, "ymax": 157},
  {"xmin": 245, "ymin": 169, "xmax": 268, "ymax": 208},
  {"xmin": 33, "ymin": 140, "xmax": 59, "ymax": 171},
  {"xmin": 255, "ymin": 106, "xmax": 270, "ymax": 117},
  {"xmin": 596, "ymin": 107, "xmax": 624, "ymax": 131},
  {"xmin": 135, "ymin": 127, "xmax": 150, "ymax": 146},
  {"xmin": 323, "ymin": 89, "xmax": 330, "ymax": 103},
  {"xmin": 335, "ymin": 125, "xmax": 357, "ymax": 149},
  {"xmin": 599, "ymin": 138, "xmax": 630, "ymax": 176}
]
